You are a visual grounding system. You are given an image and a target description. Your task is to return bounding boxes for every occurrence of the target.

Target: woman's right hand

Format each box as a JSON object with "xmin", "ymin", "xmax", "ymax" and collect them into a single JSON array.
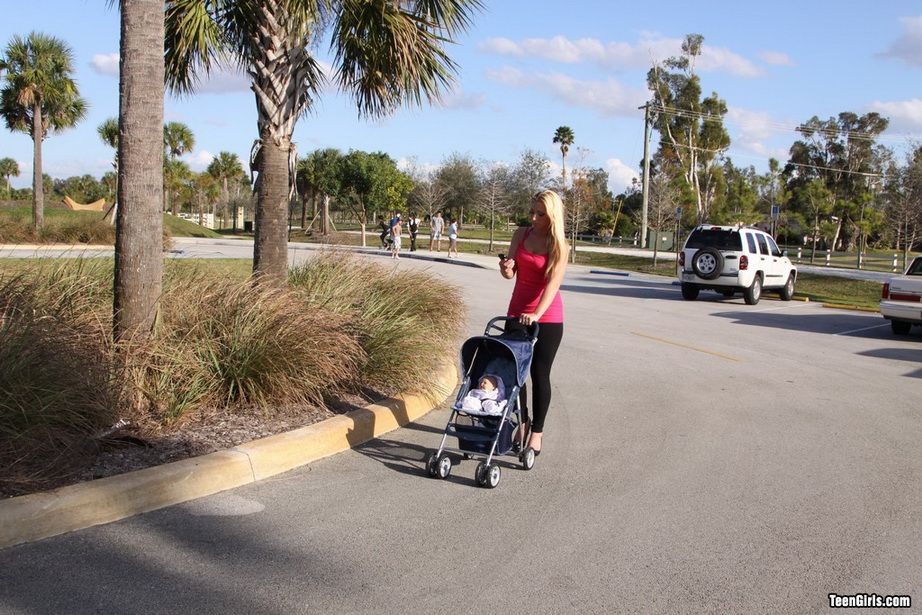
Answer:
[{"xmin": 499, "ymin": 257, "xmax": 515, "ymax": 278}]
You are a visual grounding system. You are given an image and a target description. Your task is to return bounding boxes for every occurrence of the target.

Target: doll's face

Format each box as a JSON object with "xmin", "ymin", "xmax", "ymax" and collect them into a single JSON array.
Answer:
[{"xmin": 479, "ymin": 376, "xmax": 496, "ymax": 391}]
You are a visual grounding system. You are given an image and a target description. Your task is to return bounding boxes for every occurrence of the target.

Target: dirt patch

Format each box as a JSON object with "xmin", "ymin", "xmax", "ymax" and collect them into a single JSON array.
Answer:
[{"xmin": 0, "ymin": 392, "xmax": 380, "ymax": 500}]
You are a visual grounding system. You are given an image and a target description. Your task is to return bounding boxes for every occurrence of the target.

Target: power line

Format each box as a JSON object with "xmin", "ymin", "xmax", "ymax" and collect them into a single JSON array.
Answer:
[{"xmin": 651, "ymin": 103, "xmax": 920, "ymax": 145}]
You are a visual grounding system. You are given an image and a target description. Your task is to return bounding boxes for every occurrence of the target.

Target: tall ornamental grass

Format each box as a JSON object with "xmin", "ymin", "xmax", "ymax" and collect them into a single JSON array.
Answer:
[{"xmin": 0, "ymin": 252, "xmax": 463, "ymax": 489}]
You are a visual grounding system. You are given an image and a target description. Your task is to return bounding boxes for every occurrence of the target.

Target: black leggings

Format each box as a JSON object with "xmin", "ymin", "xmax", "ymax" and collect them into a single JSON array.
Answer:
[{"xmin": 507, "ymin": 321, "xmax": 563, "ymax": 433}]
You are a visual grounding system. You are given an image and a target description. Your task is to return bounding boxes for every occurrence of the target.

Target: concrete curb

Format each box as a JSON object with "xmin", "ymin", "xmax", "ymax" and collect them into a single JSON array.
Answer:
[{"xmin": 0, "ymin": 361, "xmax": 458, "ymax": 550}]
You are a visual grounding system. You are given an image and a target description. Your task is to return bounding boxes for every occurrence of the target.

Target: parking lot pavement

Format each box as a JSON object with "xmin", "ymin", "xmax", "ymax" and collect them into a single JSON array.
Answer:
[{"xmin": 1, "ymin": 244, "xmax": 919, "ymax": 613}]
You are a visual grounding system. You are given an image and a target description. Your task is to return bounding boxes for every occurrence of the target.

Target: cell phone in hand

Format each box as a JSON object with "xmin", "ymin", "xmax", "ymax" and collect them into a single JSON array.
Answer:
[{"xmin": 498, "ymin": 253, "xmax": 505, "ymax": 260}]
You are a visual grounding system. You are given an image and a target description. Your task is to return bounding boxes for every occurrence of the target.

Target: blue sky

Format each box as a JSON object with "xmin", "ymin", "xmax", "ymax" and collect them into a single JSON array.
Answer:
[{"xmin": 2, "ymin": 1, "xmax": 922, "ymax": 193}]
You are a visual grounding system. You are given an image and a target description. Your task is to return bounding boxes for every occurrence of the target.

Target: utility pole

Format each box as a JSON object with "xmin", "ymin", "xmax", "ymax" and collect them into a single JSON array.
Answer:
[{"xmin": 640, "ymin": 102, "xmax": 652, "ymax": 249}]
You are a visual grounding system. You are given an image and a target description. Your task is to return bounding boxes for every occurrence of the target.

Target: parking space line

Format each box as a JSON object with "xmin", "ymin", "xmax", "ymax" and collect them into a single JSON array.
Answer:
[
  {"xmin": 834, "ymin": 323, "xmax": 890, "ymax": 336},
  {"xmin": 749, "ymin": 305, "xmax": 795, "ymax": 313},
  {"xmin": 630, "ymin": 331, "xmax": 741, "ymax": 362}
]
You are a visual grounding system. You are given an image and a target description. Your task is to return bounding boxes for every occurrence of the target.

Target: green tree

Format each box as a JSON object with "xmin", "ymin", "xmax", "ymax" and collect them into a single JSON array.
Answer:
[
  {"xmin": 646, "ymin": 33, "xmax": 730, "ymax": 223},
  {"xmin": 163, "ymin": 121, "xmax": 195, "ymax": 215},
  {"xmin": 786, "ymin": 112, "xmax": 889, "ymax": 251},
  {"xmin": 0, "ymin": 156, "xmax": 19, "ymax": 196},
  {"xmin": 297, "ymin": 148, "xmax": 343, "ymax": 235},
  {"xmin": 0, "ymin": 32, "xmax": 87, "ymax": 230},
  {"xmin": 113, "ymin": 0, "xmax": 165, "ymax": 341},
  {"xmin": 552, "ymin": 125, "xmax": 574, "ymax": 188},
  {"xmin": 435, "ymin": 152, "xmax": 479, "ymax": 224},
  {"xmin": 509, "ymin": 148, "xmax": 552, "ymax": 220},
  {"xmin": 164, "ymin": 0, "xmax": 482, "ymax": 282},
  {"xmin": 206, "ymin": 151, "xmax": 245, "ymax": 230},
  {"xmin": 341, "ymin": 150, "xmax": 412, "ymax": 246},
  {"xmin": 98, "ymin": 116, "xmax": 120, "ymax": 213}
]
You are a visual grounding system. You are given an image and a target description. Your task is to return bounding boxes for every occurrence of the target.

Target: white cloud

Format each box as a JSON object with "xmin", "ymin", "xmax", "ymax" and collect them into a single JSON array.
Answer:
[
  {"xmin": 867, "ymin": 98, "xmax": 922, "ymax": 131},
  {"xmin": 604, "ymin": 158, "xmax": 639, "ymax": 192},
  {"xmin": 436, "ymin": 88, "xmax": 486, "ymax": 110},
  {"xmin": 484, "ymin": 67, "xmax": 648, "ymax": 117},
  {"xmin": 184, "ymin": 149, "xmax": 215, "ymax": 171},
  {"xmin": 480, "ymin": 34, "xmax": 763, "ymax": 77},
  {"xmin": 196, "ymin": 65, "xmax": 251, "ymax": 94},
  {"xmin": 878, "ymin": 16, "xmax": 922, "ymax": 66},
  {"xmin": 758, "ymin": 51, "xmax": 794, "ymax": 66},
  {"xmin": 90, "ymin": 53, "xmax": 119, "ymax": 76}
]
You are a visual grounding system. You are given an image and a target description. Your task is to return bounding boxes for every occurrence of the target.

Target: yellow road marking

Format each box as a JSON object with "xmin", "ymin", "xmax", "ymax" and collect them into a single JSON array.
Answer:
[{"xmin": 630, "ymin": 331, "xmax": 741, "ymax": 362}]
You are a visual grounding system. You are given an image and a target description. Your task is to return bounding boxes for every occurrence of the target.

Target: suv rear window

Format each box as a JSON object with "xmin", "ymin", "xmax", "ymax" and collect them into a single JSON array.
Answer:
[{"xmin": 685, "ymin": 228, "xmax": 742, "ymax": 251}]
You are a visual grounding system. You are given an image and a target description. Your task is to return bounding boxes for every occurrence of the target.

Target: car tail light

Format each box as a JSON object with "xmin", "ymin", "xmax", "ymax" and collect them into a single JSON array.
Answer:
[
  {"xmin": 882, "ymin": 283, "xmax": 890, "ymax": 299},
  {"xmin": 678, "ymin": 252, "xmax": 685, "ymax": 266},
  {"xmin": 739, "ymin": 255, "xmax": 748, "ymax": 270}
]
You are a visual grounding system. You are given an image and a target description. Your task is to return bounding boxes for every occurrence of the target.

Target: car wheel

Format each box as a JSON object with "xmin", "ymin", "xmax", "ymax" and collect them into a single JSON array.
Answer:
[
  {"xmin": 681, "ymin": 283, "xmax": 699, "ymax": 300},
  {"xmin": 743, "ymin": 275, "xmax": 762, "ymax": 305},
  {"xmin": 779, "ymin": 274, "xmax": 795, "ymax": 301},
  {"xmin": 692, "ymin": 247, "xmax": 723, "ymax": 280},
  {"xmin": 891, "ymin": 320, "xmax": 912, "ymax": 335}
]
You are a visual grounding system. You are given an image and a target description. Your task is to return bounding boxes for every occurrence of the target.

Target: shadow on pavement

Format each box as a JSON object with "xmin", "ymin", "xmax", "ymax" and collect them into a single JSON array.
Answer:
[
  {"xmin": 711, "ymin": 310, "xmax": 890, "ymax": 338},
  {"xmin": 857, "ymin": 347, "xmax": 922, "ymax": 379}
]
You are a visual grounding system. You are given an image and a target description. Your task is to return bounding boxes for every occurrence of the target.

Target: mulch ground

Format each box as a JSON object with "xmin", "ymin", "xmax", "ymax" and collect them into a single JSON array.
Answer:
[{"xmin": 0, "ymin": 393, "xmax": 379, "ymax": 500}]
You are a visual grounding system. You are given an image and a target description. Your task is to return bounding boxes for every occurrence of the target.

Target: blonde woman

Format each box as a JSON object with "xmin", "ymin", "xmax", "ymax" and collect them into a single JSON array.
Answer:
[{"xmin": 499, "ymin": 190, "xmax": 568, "ymax": 456}]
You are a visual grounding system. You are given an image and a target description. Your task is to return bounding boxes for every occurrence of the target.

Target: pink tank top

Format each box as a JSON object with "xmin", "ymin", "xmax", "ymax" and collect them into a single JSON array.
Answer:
[{"xmin": 507, "ymin": 230, "xmax": 564, "ymax": 323}]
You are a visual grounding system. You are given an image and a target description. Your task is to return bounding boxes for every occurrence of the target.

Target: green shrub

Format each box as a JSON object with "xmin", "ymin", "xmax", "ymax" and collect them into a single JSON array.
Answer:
[
  {"xmin": 0, "ymin": 264, "xmax": 117, "ymax": 489},
  {"xmin": 289, "ymin": 251, "xmax": 464, "ymax": 394},
  {"xmin": 0, "ymin": 253, "xmax": 463, "ymax": 489}
]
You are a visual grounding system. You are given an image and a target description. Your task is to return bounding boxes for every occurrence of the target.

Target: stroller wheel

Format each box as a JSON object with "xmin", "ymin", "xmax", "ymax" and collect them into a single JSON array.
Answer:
[
  {"xmin": 484, "ymin": 464, "xmax": 501, "ymax": 489},
  {"xmin": 476, "ymin": 462, "xmax": 501, "ymax": 488},
  {"xmin": 425, "ymin": 452, "xmax": 440, "ymax": 478},
  {"xmin": 520, "ymin": 447, "xmax": 536, "ymax": 471},
  {"xmin": 475, "ymin": 462, "xmax": 487, "ymax": 486},
  {"xmin": 436, "ymin": 454, "xmax": 452, "ymax": 479}
]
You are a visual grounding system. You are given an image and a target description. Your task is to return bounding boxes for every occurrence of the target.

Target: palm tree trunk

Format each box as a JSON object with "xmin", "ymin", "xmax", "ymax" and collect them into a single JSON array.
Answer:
[
  {"xmin": 253, "ymin": 137, "xmax": 291, "ymax": 280},
  {"xmin": 322, "ymin": 193, "xmax": 330, "ymax": 236},
  {"xmin": 114, "ymin": 0, "xmax": 164, "ymax": 341},
  {"xmin": 32, "ymin": 102, "xmax": 44, "ymax": 232}
]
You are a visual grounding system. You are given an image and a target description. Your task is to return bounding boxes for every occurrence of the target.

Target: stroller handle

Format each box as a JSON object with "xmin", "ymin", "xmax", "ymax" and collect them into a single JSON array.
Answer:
[{"xmin": 485, "ymin": 316, "xmax": 540, "ymax": 340}]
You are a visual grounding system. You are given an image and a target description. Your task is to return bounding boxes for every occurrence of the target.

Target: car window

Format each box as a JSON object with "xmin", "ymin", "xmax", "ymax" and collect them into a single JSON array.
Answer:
[
  {"xmin": 756, "ymin": 234, "xmax": 770, "ymax": 255},
  {"xmin": 766, "ymin": 236, "xmax": 783, "ymax": 257},
  {"xmin": 686, "ymin": 228, "xmax": 742, "ymax": 251},
  {"xmin": 908, "ymin": 258, "xmax": 922, "ymax": 276},
  {"xmin": 745, "ymin": 233, "xmax": 757, "ymax": 254}
]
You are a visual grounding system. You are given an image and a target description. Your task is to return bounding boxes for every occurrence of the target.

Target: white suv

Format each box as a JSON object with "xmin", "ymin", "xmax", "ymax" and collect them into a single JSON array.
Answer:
[{"xmin": 677, "ymin": 225, "xmax": 796, "ymax": 305}]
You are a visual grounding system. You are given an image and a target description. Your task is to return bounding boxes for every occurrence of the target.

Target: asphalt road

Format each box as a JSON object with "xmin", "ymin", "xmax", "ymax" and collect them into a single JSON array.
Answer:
[{"xmin": 1, "ymin": 240, "xmax": 920, "ymax": 613}]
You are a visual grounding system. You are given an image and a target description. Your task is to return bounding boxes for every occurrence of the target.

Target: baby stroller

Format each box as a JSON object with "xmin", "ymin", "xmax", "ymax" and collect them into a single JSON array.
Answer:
[{"xmin": 425, "ymin": 316, "xmax": 539, "ymax": 488}]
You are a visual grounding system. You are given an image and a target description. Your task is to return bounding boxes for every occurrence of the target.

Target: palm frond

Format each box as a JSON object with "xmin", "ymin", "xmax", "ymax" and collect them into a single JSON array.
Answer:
[
  {"xmin": 333, "ymin": 0, "xmax": 479, "ymax": 119},
  {"xmin": 164, "ymin": 0, "xmax": 224, "ymax": 95}
]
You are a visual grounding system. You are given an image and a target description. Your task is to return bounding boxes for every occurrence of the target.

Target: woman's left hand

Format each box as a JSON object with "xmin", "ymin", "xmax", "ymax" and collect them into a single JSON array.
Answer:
[{"xmin": 519, "ymin": 313, "xmax": 538, "ymax": 326}]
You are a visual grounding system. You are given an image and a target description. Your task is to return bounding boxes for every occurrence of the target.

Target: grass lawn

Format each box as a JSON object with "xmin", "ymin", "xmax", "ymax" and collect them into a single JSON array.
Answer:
[{"xmin": 0, "ymin": 205, "xmax": 222, "ymax": 240}]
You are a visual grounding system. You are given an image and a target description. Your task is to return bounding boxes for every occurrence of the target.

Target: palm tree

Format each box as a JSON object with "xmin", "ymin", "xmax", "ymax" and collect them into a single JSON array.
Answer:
[
  {"xmin": 163, "ymin": 121, "xmax": 194, "ymax": 215},
  {"xmin": 553, "ymin": 126, "xmax": 574, "ymax": 189},
  {"xmin": 206, "ymin": 151, "xmax": 244, "ymax": 231},
  {"xmin": 97, "ymin": 117, "xmax": 119, "ymax": 217},
  {"xmin": 0, "ymin": 157, "xmax": 19, "ymax": 197},
  {"xmin": 97, "ymin": 117, "xmax": 119, "ymax": 165},
  {"xmin": 113, "ymin": 0, "xmax": 164, "ymax": 341},
  {"xmin": 0, "ymin": 32, "xmax": 87, "ymax": 231},
  {"xmin": 163, "ymin": 121, "xmax": 194, "ymax": 160},
  {"xmin": 165, "ymin": 0, "xmax": 483, "ymax": 281}
]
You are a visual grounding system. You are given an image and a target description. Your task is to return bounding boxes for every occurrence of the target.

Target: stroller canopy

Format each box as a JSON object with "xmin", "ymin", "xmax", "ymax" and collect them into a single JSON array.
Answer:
[{"xmin": 460, "ymin": 336, "xmax": 533, "ymax": 389}]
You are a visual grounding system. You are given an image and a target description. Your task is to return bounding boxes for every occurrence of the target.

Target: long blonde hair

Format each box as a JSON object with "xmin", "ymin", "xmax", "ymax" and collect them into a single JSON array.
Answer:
[{"xmin": 533, "ymin": 190, "xmax": 568, "ymax": 280}]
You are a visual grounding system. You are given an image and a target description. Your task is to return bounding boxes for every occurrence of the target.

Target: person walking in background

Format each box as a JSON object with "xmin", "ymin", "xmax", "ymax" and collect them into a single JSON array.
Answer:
[
  {"xmin": 499, "ymin": 190, "xmax": 568, "ymax": 456},
  {"xmin": 378, "ymin": 217, "xmax": 391, "ymax": 249},
  {"xmin": 390, "ymin": 213, "xmax": 402, "ymax": 259},
  {"xmin": 408, "ymin": 213, "xmax": 419, "ymax": 252},
  {"xmin": 447, "ymin": 217, "xmax": 459, "ymax": 258},
  {"xmin": 429, "ymin": 210, "xmax": 444, "ymax": 252}
]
